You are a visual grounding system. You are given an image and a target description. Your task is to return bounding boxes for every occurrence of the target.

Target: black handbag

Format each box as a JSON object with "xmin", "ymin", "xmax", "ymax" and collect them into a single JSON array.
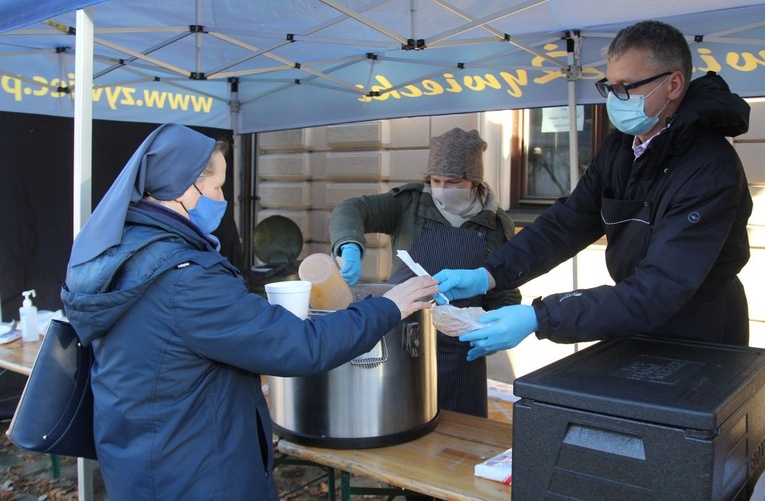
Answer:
[{"xmin": 6, "ymin": 319, "xmax": 97, "ymax": 460}]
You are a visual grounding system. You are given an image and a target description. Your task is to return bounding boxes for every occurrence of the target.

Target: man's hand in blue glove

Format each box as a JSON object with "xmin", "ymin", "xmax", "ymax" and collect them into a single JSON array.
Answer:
[
  {"xmin": 432, "ymin": 268, "xmax": 489, "ymax": 305},
  {"xmin": 338, "ymin": 243, "xmax": 362, "ymax": 285},
  {"xmin": 459, "ymin": 305, "xmax": 538, "ymax": 362}
]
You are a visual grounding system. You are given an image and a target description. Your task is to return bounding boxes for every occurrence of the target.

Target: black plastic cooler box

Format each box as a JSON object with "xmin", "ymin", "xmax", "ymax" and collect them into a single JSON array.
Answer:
[{"xmin": 512, "ymin": 336, "xmax": 765, "ymax": 500}]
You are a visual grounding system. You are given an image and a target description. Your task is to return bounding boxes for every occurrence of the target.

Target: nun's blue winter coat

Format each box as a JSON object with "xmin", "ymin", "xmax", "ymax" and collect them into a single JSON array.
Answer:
[{"xmin": 61, "ymin": 203, "xmax": 400, "ymax": 501}]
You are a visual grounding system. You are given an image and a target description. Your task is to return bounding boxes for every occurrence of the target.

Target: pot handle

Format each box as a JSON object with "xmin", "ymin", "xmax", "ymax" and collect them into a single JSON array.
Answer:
[
  {"xmin": 350, "ymin": 337, "xmax": 388, "ymax": 368},
  {"xmin": 401, "ymin": 321, "xmax": 420, "ymax": 357}
]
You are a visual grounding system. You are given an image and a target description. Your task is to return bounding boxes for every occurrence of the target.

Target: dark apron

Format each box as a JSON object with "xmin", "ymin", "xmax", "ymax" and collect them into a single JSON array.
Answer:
[{"xmin": 389, "ymin": 218, "xmax": 489, "ymax": 417}]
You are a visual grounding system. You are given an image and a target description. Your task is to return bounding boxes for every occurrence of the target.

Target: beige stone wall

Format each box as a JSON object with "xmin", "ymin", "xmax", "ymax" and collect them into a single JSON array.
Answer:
[{"xmin": 735, "ymin": 98, "xmax": 765, "ymax": 349}]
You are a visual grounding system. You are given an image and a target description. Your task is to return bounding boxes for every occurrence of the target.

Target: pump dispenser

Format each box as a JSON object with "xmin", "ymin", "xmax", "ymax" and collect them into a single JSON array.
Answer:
[{"xmin": 19, "ymin": 289, "xmax": 39, "ymax": 342}]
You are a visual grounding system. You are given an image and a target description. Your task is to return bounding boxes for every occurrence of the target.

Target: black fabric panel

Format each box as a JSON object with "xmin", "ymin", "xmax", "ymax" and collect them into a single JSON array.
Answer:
[{"xmin": 0, "ymin": 112, "xmax": 237, "ymax": 322}]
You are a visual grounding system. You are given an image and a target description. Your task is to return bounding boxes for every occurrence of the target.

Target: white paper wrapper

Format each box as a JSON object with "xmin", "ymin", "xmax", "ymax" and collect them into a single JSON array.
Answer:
[
  {"xmin": 431, "ymin": 305, "xmax": 487, "ymax": 337},
  {"xmin": 474, "ymin": 448, "xmax": 512, "ymax": 485}
]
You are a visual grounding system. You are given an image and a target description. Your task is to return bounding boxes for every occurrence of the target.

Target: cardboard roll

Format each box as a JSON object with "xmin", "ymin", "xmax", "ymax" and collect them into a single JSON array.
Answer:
[{"xmin": 252, "ymin": 215, "xmax": 303, "ymax": 265}]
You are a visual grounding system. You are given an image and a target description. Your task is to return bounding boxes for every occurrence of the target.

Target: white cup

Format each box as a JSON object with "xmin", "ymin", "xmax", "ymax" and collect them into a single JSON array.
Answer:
[{"xmin": 264, "ymin": 280, "xmax": 312, "ymax": 320}]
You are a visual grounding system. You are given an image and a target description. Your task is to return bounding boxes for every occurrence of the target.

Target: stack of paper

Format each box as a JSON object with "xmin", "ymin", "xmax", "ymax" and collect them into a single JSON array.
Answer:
[
  {"xmin": 0, "ymin": 323, "xmax": 20, "ymax": 344},
  {"xmin": 474, "ymin": 448, "xmax": 512, "ymax": 485}
]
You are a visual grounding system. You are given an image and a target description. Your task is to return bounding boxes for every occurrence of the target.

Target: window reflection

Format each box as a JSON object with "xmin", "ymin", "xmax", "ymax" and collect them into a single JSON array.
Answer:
[{"xmin": 523, "ymin": 106, "xmax": 594, "ymax": 200}]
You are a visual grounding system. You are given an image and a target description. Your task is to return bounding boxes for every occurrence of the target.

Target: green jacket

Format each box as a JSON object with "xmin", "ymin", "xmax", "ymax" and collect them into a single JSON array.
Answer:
[{"xmin": 330, "ymin": 182, "xmax": 521, "ymax": 310}]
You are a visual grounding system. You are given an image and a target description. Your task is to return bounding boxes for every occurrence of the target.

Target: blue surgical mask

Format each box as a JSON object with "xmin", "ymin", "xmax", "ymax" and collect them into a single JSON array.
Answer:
[
  {"xmin": 188, "ymin": 186, "xmax": 227, "ymax": 235},
  {"xmin": 606, "ymin": 77, "xmax": 670, "ymax": 136}
]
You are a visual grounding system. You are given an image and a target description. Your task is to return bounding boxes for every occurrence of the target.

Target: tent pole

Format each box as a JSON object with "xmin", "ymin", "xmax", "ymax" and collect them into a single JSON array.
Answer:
[
  {"xmin": 74, "ymin": 7, "xmax": 95, "ymax": 501},
  {"xmin": 73, "ymin": 7, "xmax": 94, "ymax": 239},
  {"xmin": 567, "ymin": 31, "xmax": 581, "ymax": 353},
  {"xmin": 567, "ymin": 82, "xmax": 579, "ymax": 192},
  {"xmin": 230, "ymin": 79, "xmax": 241, "ymax": 239},
  {"xmin": 567, "ymin": 32, "xmax": 581, "ymax": 302}
]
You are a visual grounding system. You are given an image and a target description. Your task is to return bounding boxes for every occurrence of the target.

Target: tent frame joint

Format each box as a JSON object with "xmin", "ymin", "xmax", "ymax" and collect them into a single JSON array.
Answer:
[{"xmin": 402, "ymin": 39, "xmax": 426, "ymax": 51}]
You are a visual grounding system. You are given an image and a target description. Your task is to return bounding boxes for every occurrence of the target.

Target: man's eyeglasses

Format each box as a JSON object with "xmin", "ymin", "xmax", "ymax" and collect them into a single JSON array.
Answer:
[{"xmin": 595, "ymin": 71, "xmax": 672, "ymax": 101}]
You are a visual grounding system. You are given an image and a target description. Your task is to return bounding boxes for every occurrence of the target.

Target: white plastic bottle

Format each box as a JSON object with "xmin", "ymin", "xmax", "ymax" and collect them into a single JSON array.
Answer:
[{"xmin": 19, "ymin": 289, "xmax": 39, "ymax": 342}]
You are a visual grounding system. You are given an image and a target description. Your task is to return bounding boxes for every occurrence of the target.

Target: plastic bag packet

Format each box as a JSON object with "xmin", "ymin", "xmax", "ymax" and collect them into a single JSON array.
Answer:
[{"xmin": 431, "ymin": 304, "xmax": 487, "ymax": 337}]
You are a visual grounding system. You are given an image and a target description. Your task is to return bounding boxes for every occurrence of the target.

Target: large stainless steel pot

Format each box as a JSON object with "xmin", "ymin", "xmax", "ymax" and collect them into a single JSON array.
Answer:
[{"xmin": 268, "ymin": 284, "xmax": 438, "ymax": 448}]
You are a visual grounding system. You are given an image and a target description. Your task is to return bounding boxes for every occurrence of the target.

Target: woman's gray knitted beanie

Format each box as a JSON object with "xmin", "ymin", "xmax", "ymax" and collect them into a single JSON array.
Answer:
[{"xmin": 426, "ymin": 127, "xmax": 486, "ymax": 182}]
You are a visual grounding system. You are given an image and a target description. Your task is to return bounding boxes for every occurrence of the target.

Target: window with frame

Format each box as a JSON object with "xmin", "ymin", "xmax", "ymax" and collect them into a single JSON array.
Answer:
[{"xmin": 508, "ymin": 104, "xmax": 610, "ymax": 214}]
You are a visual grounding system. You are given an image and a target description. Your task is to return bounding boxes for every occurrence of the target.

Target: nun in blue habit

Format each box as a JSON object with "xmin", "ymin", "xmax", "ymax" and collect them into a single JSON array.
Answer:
[{"xmin": 61, "ymin": 123, "xmax": 437, "ymax": 501}]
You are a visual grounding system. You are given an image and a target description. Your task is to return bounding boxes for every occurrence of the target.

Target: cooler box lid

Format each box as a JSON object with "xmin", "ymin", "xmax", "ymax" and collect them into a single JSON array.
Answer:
[{"xmin": 513, "ymin": 336, "xmax": 765, "ymax": 431}]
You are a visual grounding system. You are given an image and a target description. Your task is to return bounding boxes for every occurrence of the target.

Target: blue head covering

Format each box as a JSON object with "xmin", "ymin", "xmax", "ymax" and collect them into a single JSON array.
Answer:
[{"xmin": 68, "ymin": 123, "xmax": 216, "ymax": 267}]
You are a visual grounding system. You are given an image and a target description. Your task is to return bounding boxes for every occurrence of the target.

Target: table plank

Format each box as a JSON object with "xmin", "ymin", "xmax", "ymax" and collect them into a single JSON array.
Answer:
[
  {"xmin": 435, "ymin": 412, "xmax": 513, "ymax": 446},
  {"xmin": 277, "ymin": 410, "xmax": 512, "ymax": 500}
]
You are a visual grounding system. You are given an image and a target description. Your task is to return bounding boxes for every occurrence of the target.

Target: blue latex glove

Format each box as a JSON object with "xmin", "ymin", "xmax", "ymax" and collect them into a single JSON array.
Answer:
[
  {"xmin": 338, "ymin": 243, "xmax": 362, "ymax": 285},
  {"xmin": 459, "ymin": 305, "xmax": 538, "ymax": 362},
  {"xmin": 432, "ymin": 268, "xmax": 489, "ymax": 305}
]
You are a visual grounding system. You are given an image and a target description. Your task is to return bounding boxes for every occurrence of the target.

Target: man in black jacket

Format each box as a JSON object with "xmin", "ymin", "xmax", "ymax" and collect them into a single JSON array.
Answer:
[{"xmin": 436, "ymin": 20, "xmax": 752, "ymax": 360}]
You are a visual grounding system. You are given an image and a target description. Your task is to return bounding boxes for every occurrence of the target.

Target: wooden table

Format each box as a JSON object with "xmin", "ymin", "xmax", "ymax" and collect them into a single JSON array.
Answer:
[
  {"xmin": 0, "ymin": 335, "xmax": 95, "ymax": 501},
  {"xmin": 0, "ymin": 337, "xmax": 42, "ymax": 375},
  {"xmin": 277, "ymin": 409, "xmax": 512, "ymax": 500}
]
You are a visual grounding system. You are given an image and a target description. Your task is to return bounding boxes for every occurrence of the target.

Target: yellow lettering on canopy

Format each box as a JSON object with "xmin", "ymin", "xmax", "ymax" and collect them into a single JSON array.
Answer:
[
  {"xmin": 166, "ymin": 92, "xmax": 191, "ymax": 110},
  {"xmin": 533, "ymin": 43, "xmax": 566, "ymax": 84},
  {"xmin": 443, "ymin": 73, "xmax": 462, "ymax": 93},
  {"xmin": 49, "ymin": 79, "xmax": 64, "ymax": 98},
  {"xmin": 726, "ymin": 50, "xmax": 765, "ymax": 71},
  {"xmin": 355, "ymin": 84, "xmax": 371, "ymax": 103},
  {"xmin": 696, "ymin": 48, "xmax": 722, "ymax": 73},
  {"xmin": 463, "ymin": 74, "xmax": 503, "ymax": 92},
  {"xmin": 105, "ymin": 87, "xmax": 122, "ymax": 110},
  {"xmin": 32, "ymin": 76, "xmax": 49, "ymax": 97},
  {"xmin": 1, "ymin": 75, "xmax": 22, "ymax": 101},
  {"xmin": 190, "ymin": 95, "xmax": 214, "ymax": 113},
  {"xmin": 0, "ymin": 71, "xmax": 211, "ymax": 114},
  {"xmin": 421, "ymin": 80, "xmax": 443, "ymax": 95},
  {"xmin": 499, "ymin": 70, "xmax": 528, "ymax": 97},
  {"xmin": 143, "ymin": 89, "xmax": 166, "ymax": 107},
  {"xmin": 120, "ymin": 87, "xmax": 136, "ymax": 106},
  {"xmin": 400, "ymin": 84, "xmax": 423, "ymax": 98},
  {"xmin": 370, "ymin": 75, "xmax": 401, "ymax": 100}
]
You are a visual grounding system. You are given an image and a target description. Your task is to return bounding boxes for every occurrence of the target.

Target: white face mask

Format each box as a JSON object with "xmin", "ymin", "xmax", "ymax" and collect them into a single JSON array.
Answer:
[{"xmin": 431, "ymin": 187, "xmax": 475, "ymax": 215}]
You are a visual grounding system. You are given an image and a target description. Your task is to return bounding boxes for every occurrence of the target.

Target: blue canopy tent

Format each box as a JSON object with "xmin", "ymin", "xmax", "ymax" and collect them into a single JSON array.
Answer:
[
  {"xmin": 2, "ymin": 0, "xmax": 764, "ymax": 252},
  {"xmin": 2, "ymin": 0, "xmax": 765, "ymax": 133}
]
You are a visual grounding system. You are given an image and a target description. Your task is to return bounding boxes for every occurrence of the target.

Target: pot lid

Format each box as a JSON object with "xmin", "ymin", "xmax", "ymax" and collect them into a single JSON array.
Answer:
[{"xmin": 252, "ymin": 215, "xmax": 303, "ymax": 264}]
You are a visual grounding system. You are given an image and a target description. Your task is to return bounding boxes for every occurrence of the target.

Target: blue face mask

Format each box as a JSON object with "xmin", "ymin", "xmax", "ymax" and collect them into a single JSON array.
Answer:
[
  {"xmin": 606, "ymin": 76, "xmax": 670, "ymax": 136},
  {"xmin": 188, "ymin": 185, "xmax": 227, "ymax": 235}
]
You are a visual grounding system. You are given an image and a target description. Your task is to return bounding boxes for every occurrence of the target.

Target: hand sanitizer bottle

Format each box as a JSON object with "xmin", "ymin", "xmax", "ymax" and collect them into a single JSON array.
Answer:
[{"xmin": 19, "ymin": 289, "xmax": 39, "ymax": 342}]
